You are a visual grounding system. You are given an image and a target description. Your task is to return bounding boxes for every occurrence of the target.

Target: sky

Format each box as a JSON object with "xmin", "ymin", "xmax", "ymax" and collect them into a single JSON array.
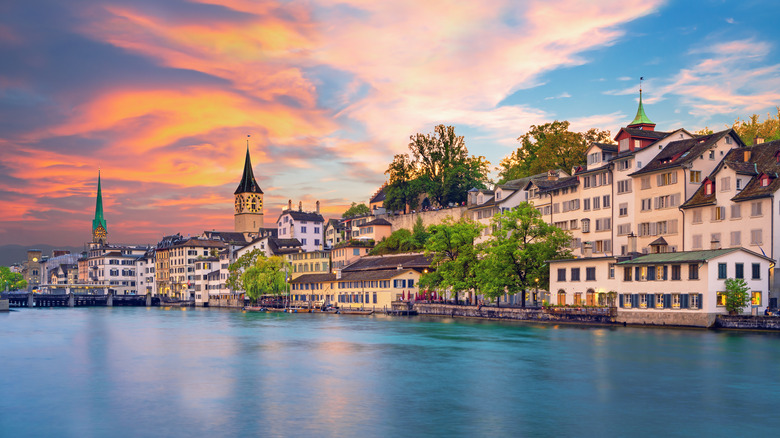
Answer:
[{"xmin": 1, "ymin": 0, "xmax": 779, "ymax": 247}]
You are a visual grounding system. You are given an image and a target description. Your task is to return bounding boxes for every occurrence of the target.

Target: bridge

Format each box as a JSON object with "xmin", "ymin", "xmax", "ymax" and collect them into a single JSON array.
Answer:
[{"xmin": 0, "ymin": 292, "xmax": 160, "ymax": 308}]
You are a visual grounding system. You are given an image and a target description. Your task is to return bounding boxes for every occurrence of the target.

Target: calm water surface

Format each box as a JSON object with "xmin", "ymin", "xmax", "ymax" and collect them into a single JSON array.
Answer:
[{"xmin": 1, "ymin": 307, "xmax": 779, "ymax": 437}]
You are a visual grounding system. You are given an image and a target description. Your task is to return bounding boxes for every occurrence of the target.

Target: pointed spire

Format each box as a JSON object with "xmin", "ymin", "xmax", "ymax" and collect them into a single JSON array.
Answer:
[
  {"xmin": 629, "ymin": 88, "xmax": 654, "ymax": 126},
  {"xmin": 92, "ymin": 170, "xmax": 107, "ymax": 234},
  {"xmin": 234, "ymin": 139, "xmax": 263, "ymax": 195}
]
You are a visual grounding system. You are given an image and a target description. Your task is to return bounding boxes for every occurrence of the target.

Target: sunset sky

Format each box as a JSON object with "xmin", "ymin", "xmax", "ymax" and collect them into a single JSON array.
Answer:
[{"xmin": 2, "ymin": 0, "xmax": 779, "ymax": 247}]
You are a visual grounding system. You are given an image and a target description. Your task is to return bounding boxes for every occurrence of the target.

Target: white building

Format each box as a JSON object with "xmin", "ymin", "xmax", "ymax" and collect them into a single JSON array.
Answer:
[{"xmin": 276, "ymin": 201, "xmax": 325, "ymax": 252}]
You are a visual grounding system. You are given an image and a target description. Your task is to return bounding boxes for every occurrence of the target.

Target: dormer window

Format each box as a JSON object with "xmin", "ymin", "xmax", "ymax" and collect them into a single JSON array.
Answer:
[
  {"xmin": 726, "ymin": 136, "xmax": 732, "ymax": 145},
  {"xmin": 705, "ymin": 180, "xmax": 714, "ymax": 195},
  {"xmin": 761, "ymin": 175, "xmax": 770, "ymax": 187}
]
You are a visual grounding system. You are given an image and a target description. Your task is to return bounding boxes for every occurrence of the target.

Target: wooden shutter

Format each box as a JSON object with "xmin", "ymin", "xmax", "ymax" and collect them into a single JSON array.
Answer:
[
  {"xmin": 671, "ymin": 172, "xmax": 678, "ymax": 184},
  {"xmin": 664, "ymin": 294, "xmax": 672, "ymax": 309},
  {"xmin": 681, "ymin": 294, "xmax": 689, "ymax": 309},
  {"xmin": 619, "ymin": 294, "xmax": 625, "ymax": 308},
  {"xmin": 632, "ymin": 294, "xmax": 639, "ymax": 308},
  {"xmin": 647, "ymin": 294, "xmax": 655, "ymax": 308}
]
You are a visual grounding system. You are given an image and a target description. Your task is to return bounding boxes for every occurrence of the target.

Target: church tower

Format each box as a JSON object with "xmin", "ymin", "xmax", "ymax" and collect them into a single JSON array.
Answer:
[
  {"xmin": 234, "ymin": 142, "xmax": 264, "ymax": 233},
  {"xmin": 91, "ymin": 171, "xmax": 108, "ymax": 246}
]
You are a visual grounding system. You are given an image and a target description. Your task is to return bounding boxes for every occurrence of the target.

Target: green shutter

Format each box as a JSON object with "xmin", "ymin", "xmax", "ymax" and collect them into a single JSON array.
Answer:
[
  {"xmin": 647, "ymin": 294, "xmax": 654, "ymax": 308},
  {"xmin": 664, "ymin": 294, "xmax": 671, "ymax": 309},
  {"xmin": 619, "ymin": 294, "xmax": 624, "ymax": 307},
  {"xmin": 680, "ymin": 294, "xmax": 689, "ymax": 309}
]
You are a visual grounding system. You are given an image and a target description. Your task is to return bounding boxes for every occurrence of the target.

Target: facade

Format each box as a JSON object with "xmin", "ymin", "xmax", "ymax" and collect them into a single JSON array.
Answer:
[
  {"xmin": 331, "ymin": 241, "xmax": 373, "ymax": 270},
  {"xmin": 548, "ymin": 256, "xmax": 621, "ymax": 306},
  {"xmin": 324, "ymin": 219, "xmax": 345, "ymax": 249},
  {"xmin": 287, "ymin": 250, "xmax": 331, "ymax": 279},
  {"xmin": 22, "ymin": 249, "xmax": 42, "ymax": 291},
  {"xmin": 355, "ymin": 218, "xmax": 392, "ymax": 242},
  {"xmin": 166, "ymin": 238, "xmax": 226, "ymax": 300},
  {"xmin": 135, "ymin": 249, "xmax": 156, "ymax": 296},
  {"xmin": 276, "ymin": 201, "xmax": 325, "ymax": 252}
]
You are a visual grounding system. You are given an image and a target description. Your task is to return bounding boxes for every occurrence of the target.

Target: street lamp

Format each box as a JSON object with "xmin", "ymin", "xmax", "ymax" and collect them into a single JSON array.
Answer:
[{"xmin": 534, "ymin": 278, "xmax": 540, "ymax": 306}]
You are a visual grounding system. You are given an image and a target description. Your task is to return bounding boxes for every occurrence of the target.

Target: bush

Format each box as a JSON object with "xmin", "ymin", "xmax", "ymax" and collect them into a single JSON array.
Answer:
[{"xmin": 724, "ymin": 278, "xmax": 750, "ymax": 314}]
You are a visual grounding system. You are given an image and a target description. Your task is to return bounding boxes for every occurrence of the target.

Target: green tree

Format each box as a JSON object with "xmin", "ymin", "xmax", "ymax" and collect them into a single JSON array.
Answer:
[
  {"xmin": 476, "ymin": 203, "xmax": 572, "ymax": 307},
  {"xmin": 242, "ymin": 256, "xmax": 290, "ymax": 304},
  {"xmin": 342, "ymin": 202, "xmax": 371, "ymax": 218},
  {"xmin": 226, "ymin": 249, "xmax": 262, "ymax": 292},
  {"xmin": 411, "ymin": 217, "xmax": 430, "ymax": 248},
  {"xmin": 723, "ymin": 278, "xmax": 750, "ymax": 315},
  {"xmin": 420, "ymin": 217, "xmax": 483, "ymax": 304},
  {"xmin": 733, "ymin": 108, "xmax": 780, "ymax": 145},
  {"xmin": 370, "ymin": 229, "xmax": 422, "ymax": 255},
  {"xmin": 0, "ymin": 266, "xmax": 26, "ymax": 291},
  {"xmin": 498, "ymin": 121, "xmax": 612, "ymax": 183},
  {"xmin": 384, "ymin": 125, "xmax": 490, "ymax": 210}
]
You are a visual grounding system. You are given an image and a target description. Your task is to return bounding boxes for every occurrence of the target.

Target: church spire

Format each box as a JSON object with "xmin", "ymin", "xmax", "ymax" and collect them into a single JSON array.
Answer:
[
  {"xmin": 234, "ymin": 140, "xmax": 263, "ymax": 195},
  {"xmin": 92, "ymin": 170, "xmax": 107, "ymax": 244},
  {"xmin": 629, "ymin": 78, "xmax": 654, "ymax": 127}
]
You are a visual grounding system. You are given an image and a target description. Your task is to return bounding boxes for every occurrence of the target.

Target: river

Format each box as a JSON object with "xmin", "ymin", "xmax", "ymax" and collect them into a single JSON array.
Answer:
[{"xmin": 1, "ymin": 307, "xmax": 778, "ymax": 437}]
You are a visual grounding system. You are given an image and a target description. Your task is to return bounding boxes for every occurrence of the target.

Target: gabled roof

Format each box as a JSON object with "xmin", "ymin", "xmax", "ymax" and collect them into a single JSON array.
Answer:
[
  {"xmin": 680, "ymin": 177, "xmax": 716, "ymax": 209},
  {"xmin": 498, "ymin": 169, "xmax": 568, "ymax": 190},
  {"xmin": 203, "ymin": 231, "xmax": 251, "ymax": 244},
  {"xmin": 617, "ymin": 248, "xmax": 773, "ymax": 264},
  {"xmin": 630, "ymin": 129, "xmax": 742, "ymax": 176},
  {"xmin": 342, "ymin": 253, "xmax": 431, "ymax": 272},
  {"xmin": 268, "ymin": 238, "xmax": 303, "ymax": 255},
  {"xmin": 533, "ymin": 176, "xmax": 579, "ymax": 194},
  {"xmin": 370, "ymin": 184, "xmax": 387, "ymax": 204},
  {"xmin": 590, "ymin": 142, "xmax": 619, "ymax": 153},
  {"xmin": 359, "ymin": 218, "xmax": 392, "ymax": 227},
  {"xmin": 234, "ymin": 146, "xmax": 263, "ymax": 195},
  {"xmin": 649, "ymin": 237, "xmax": 668, "ymax": 246},
  {"xmin": 617, "ymin": 128, "xmax": 669, "ymax": 141},
  {"xmin": 278, "ymin": 210, "xmax": 325, "ymax": 223}
]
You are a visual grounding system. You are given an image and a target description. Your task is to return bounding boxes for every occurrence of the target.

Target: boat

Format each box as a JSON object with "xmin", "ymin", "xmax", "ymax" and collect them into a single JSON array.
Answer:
[
  {"xmin": 339, "ymin": 309, "xmax": 374, "ymax": 315},
  {"xmin": 286, "ymin": 308, "xmax": 312, "ymax": 313},
  {"xmin": 243, "ymin": 306, "xmax": 267, "ymax": 312}
]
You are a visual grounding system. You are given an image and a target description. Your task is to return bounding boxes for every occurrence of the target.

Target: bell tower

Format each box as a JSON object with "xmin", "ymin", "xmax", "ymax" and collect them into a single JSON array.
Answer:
[
  {"xmin": 234, "ymin": 140, "xmax": 264, "ymax": 233},
  {"xmin": 91, "ymin": 170, "xmax": 108, "ymax": 247}
]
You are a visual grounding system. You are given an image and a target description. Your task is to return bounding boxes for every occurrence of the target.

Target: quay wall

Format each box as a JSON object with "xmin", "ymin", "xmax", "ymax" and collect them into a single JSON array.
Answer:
[
  {"xmin": 714, "ymin": 315, "xmax": 780, "ymax": 330},
  {"xmin": 1, "ymin": 299, "xmax": 8, "ymax": 311},
  {"xmin": 414, "ymin": 303, "xmax": 615, "ymax": 324},
  {"xmin": 377, "ymin": 207, "xmax": 467, "ymax": 232},
  {"xmin": 615, "ymin": 311, "xmax": 717, "ymax": 328},
  {"xmin": 207, "ymin": 297, "xmax": 244, "ymax": 308}
]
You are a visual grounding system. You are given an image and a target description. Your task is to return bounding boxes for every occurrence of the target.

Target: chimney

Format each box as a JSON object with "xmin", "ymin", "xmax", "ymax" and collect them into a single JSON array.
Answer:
[
  {"xmin": 298, "ymin": 201, "xmax": 303, "ymax": 211},
  {"xmin": 628, "ymin": 233, "xmax": 637, "ymax": 254},
  {"xmin": 744, "ymin": 150, "xmax": 752, "ymax": 162},
  {"xmin": 547, "ymin": 170, "xmax": 558, "ymax": 181},
  {"xmin": 288, "ymin": 199, "xmax": 292, "ymax": 211},
  {"xmin": 711, "ymin": 238, "xmax": 721, "ymax": 250},
  {"xmin": 583, "ymin": 242, "xmax": 593, "ymax": 258},
  {"xmin": 755, "ymin": 137, "xmax": 764, "ymax": 145},
  {"xmin": 316, "ymin": 200, "xmax": 320, "ymax": 213}
]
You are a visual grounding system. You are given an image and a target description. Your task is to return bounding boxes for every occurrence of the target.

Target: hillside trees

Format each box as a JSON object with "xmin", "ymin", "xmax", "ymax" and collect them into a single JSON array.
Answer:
[
  {"xmin": 419, "ymin": 217, "xmax": 483, "ymax": 304},
  {"xmin": 342, "ymin": 202, "xmax": 371, "ymax": 218},
  {"xmin": 384, "ymin": 125, "xmax": 490, "ymax": 211},
  {"xmin": 498, "ymin": 121, "xmax": 612, "ymax": 183}
]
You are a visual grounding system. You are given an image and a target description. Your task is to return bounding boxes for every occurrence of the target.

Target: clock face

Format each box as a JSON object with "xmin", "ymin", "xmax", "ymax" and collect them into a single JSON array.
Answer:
[
  {"xmin": 247, "ymin": 194, "xmax": 263, "ymax": 213},
  {"xmin": 32, "ymin": 257, "xmax": 38, "ymax": 262},
  {"xmin": 235, "ymin": 195, "xmax": 243, "ymax": 213}
]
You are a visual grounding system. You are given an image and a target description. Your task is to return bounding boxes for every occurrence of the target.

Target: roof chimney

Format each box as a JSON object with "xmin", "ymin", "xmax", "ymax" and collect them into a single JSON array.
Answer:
[
  {"xmin": 711, "ymin": 238, "xmax": 721, "ymax": 250},
  {"xmin": 288, "ymin": 199, "xmax": 292, "ymax": 211},
  {"xmin": 744, "ymin": 150, "xmax": 752, "ymax": 162},
  {"xmin": 547, "ymin": 170, "xmax": 558, "ymax": 181},
  {"xmin": 298, "ymin": 201, "xmax": 303, "ymax": 211},
  {"xmin": 316, "ymin": 200, "xmax": 320, "ymax": 213},
  {"xmin": 755, "ymin": 137, "xmax": 764, "ymax": 145},
  {"xmin": 628, "ymin": 232, "xmax": 637, "ymax": 255}
]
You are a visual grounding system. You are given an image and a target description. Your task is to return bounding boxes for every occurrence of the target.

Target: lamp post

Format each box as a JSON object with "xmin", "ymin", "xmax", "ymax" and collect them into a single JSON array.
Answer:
[{"xmin": 534, "ymin": 278, "xmax": 540, "ymax": 307}]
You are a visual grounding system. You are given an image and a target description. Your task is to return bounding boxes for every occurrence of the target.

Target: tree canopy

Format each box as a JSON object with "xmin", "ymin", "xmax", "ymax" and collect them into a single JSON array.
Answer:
[
  {"xmin": 384, "ymin": 125, "xmax": 490, "ymax": 211},
  {"xmin": 342, "ymin": 202, "xmax": 371, "ymax": 218},
  {"xmin": 0, "ymin": 266, "xmax": 26, "ymax": 291},
  {"xmin": 369, "ymin": 218, "xmax": 429, "ymax": 255},
  {"xmin": 723, "ymin": 278, "xmax": 750, "ymax": 314},
  {"xmin": 733, "ymin": 108, "xmax": 780, "ymax": 145},
  {"xmin": 498, "ymin": 121, "xmax": 613, "ymax": 183},
  {"xmin": 419, "ymin": 217, "xmax": 483, "ymax": 304},
  {"xmin": 228, "ymin": 249, "xmax": 289, "ymax": 303},
  {"xmin": 476, "ymin": 203, "xmax": 572, "ymax": 306}
]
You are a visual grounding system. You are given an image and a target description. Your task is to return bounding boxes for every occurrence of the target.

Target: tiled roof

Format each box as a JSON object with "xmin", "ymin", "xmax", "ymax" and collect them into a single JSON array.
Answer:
[
  {"xmin": 268, "ymin": 238, "xmax": 302, "ymax": 255},
  {"xmin": 359, "ymin": 218, "xmax": 392, "ymax": 227},
  {"xmin": 592, "ymin": 142, "xmax": 619, "ymax": 153},
  {"xmin": 173, "ymin": 238, "xmax": 227, "ymax": 249},
  {"xmin": 342, "ymin": 253, "xmax": 431, "ymax": 271},
  {"xmin": 631, "ymin": 129, "xmax": 738, "ymax": 176},
  {"xmin": 620, "ymin": 128, "xmax": 670, "ymax": 140},
  {"xmin": 575, "ymin": 163, "xmax": 611, "ymax": 176},
  {"xmin": 617, "ymin": 248, "xmax": 773, "ymax": 264},
  {"xmin": 204, "ymin": 231, "xmax": 251, "ymax": 244},
  {"xmin": 280, "ymin": 210, "xmax": 325, "ymax": 223},
  {"xmin": 731, "ymin": 140, "xmax": 780, "ymax": 202},
  {"xmin": 370, "ymin": 185, "xmax": 387, "ymax": 204},
  {"xmin": 535, "ymin": 176, "xmax": 579, "ymax": 193}
]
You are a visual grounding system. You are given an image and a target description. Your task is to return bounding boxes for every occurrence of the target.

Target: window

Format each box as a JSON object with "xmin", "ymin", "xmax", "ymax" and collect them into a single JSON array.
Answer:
[
  {"xmin": 603, "ymin": 195, "xmax": 610, "ymax": 208},
  {"xmin": 735, "ymin": 263, "xmax": 744, "ymax": 279},
  {"xmin": 730, "ymin": 231, "xmax": 741, "ymax": 247},
  {"xmin": 639, "ymin": 294, "xmax": 648, "ymax": 308},
  {"xmin": 689, "ymin": 293, "xmax": 700, "ymax": 309},
  {"xmin": 619, "ymin": 203, "xmax": 628, "ymax": 217},
  {"xmin": 718, "ymin": 263, "xmax": 727, "ymax": 279},
  {"xmin": 557, "ymin": 268, "xmax": 566, "ymax": 281},
  {"xmin": 720, "ymin": 177, "xmax": 731, "ymax": 191},
  {"xmin": 713, "ymin": 206, "xmax": 725, "ymax": 221},
  {"xmin": 586, "ymin": 267, "xmax": 596, "ymax": 281},
  {"xmin": 752, "ymin": 291, "xmax": 762, "ymax": 306},
  {"xmin": 314, "ymin": 227, "xmax": 320, "ymax": 233},
  {"xmin": 711, "ymin": 233, "xmax": 721, "ymax": 247},
  {"xmin": 671, "ymin": 265, "xmax": 681, "ymax": 280},
  {"xmin": 731, "ymin": 204, "xmax": 741, "ymax": 219},
  {"xmin": 583, "ymin": 198, "xmax": 591, "ymax": 210},
  {"xmin": 736, "ymin": 178, "xmax": 742, "ymax": 190},
  {"xmin": 690, "ymin": 171, "xmax": 702, "ymax": 183},
  {"xmin": 692, "ymin": 210, "xmax": 702, "ymax": 223},
  {"xmin": 656, "ymin": 293, "xmax": 665, "ymax": 309},
  {"xmin": 709, "ymin": 150, "xmax": 715, "ymax": 160},
  {"xmin": 609, "ymin": 264, "xmax": 615, "ymax": 279},
  {"xmin": 641, "ymin": 176, "xmax": 651, "ymax": 189},
  {"xmin": 622, "ymin": 293, "xmax": 632, "ymax": 308},
  {"xmin": 617, "ymin": 223, "xmax": 631, "ymax": 236},
  {"xmin": 301, "ymin": 226, "xmax": 307, "ymax": 233},
  {"xmin": 751, "ymin": 229, "xmax": 763, "ymax": 245},
  {"xmin": 624, "ymin": 267, "xmax": 632, "ymax": 281},
  {"xmin": 751, "ymin": 201, "xmax": 762, "ymax": 217},
  {"xmin": 717, "ymin": 292, "xmax": 727, "ymax": 306},
  {"xmin": 617, "ymin": 179, "xmax": 632, "ymax": 194},
  {"xmin": 353, "ymin": 249, "xmax": 360, "ymax": 256},
  {"xmin": 617, "ymin": 159, "xmax": 632, "ymax": 171},
  {"xmin": 641, "ymin": 198, "xmax": 652, "ymax": 211},
  {"xmin": 689, "ymin": 264, "xmax": 699, "ymax": 280},
  {"xmin": 571, "ymin": 268, "xmax": 580, "ymax": 281},
  {"xmin": 582, "ymin": 219, "xmax": 590, "ymax": 233},
  {"xmin": 658, "ymin": 172, "xmax": 677, "ymax": 186},
  {"xmin": 752, "ymin": 263, "xmax": 761, "ymax": 280},
  {"xmin": 672, "ymin": 294, "xmax": 681, "ymax": 309}
]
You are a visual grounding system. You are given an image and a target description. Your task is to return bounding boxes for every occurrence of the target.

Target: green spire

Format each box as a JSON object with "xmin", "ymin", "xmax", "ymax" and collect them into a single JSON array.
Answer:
[
  {"xmin": 92, "ymin": 170, "xmax": 107, "ymax": 233},
  {"xmin": 629, "ymin": 89, "xmax": 654, "ymax": 126}
]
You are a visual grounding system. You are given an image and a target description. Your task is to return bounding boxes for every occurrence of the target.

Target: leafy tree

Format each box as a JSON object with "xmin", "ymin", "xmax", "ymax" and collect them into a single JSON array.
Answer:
[
  {"xmin": 370, "ymin": 229, "xmax": 422, "ymax": 255},
  {"xmin": 226, "ymin": 249, "xmax": 263, "ymax": 292},
  {"xmin": 476, "ymin": 203, "xmax": 572, "ymax": 307},
  {"xmin": 242, "ymin": 256, "xmax": 290, "ymax": 304},
  {"xmin": 342, "ymin": 202, "xmax": 371, "ymax": 218},
  {"xmin": 498, "ymin": 121, "xmax": 613, "ymax": 183},
  {"xmin": 411, "ymin": 217, "xmax": 430, "ymax": 248},
  {"xmin": 384, "ymin": 125, "xmax": 490, "ymax": 210},
  {"xmin": 420, "ymin": 217, "xmax": 483, "ymax": 304},
  {"xmin": 0, "ymin": 266, "xmax": 26, "ymax": 291},
  {"xmin": 733, "ymin": 108, "xmax": 780, "ymax": 145},
  {"xmin": 723, "ymin": 278, "xmax": 750, "ymax": 315}
]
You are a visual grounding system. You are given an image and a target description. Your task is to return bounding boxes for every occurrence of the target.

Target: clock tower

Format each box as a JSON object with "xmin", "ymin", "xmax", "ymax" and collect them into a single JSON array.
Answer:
[
  {"xmin": 91, "ymin": 171, "xmax": 108, "ymax": 246},
  {"xmin": 234, "ymin": 142, "xmax": 264, "ymax": 233}
]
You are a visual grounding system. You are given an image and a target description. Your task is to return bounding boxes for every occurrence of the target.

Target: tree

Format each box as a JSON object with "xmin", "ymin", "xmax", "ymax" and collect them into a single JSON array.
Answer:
[
  {"xmin": 0, "ymin": 266, "xmax": 26, "ymax": 291},
  {"xmin": 226, "ymin": 249, "xmax": 262, "ymax": 292},
  {"xmin": 476, "ymin": 203, "xmax": 572, "ymax": 307},
  {"xmin": 723, "ymin": 278, "xmax": 750, "ymax": 315},
  {"xmin": 342, "ymin": 202, "xmax": 371, "ymax": 218},
  {"xmin": 420, "ymin": 217, "xmax": 483, "ymax": 304},
  {"xmin": 384, "ymin": 125, "xmax": 490, "ymax": 210},
  {"xmin": 498, "ymin": 121, "xmax": 613, "ymax": 183},
  {"xmin": 242, "ymin": 256, "xmax": 290, "ymax": 304},
  {"xmin": 733, "ymin": 108, "xmax": 780, "ymax": 145},
  {"xmin": 370, "ymin": 229, "xmax": 422, "ymax": 255}
]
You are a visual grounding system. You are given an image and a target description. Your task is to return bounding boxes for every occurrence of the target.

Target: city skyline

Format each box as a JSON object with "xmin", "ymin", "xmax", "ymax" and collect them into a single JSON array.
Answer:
[{"xmin": 2, "ymin": 0, "xmax": 780, "ymax": 247}]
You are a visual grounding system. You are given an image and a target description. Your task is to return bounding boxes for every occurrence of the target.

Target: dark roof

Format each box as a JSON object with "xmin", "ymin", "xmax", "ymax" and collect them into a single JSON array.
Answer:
[
  {"xmin": 359, "ymin": 218, "xmax": 392, "ymax": 227},
  {"xmin": 617, "ymin": 248, "xmax": 773, "ymax": 265},
  {"xmin": 731, "ymin": 140, "xmax": 780, "ymax": 202},
  {"xmin": 203, "ymin": 231, "xmax": 251, "ymax": 244},
  {"xmin": 268, "ymin": 238, "xmax": 303, "ymax": 255},
  {"xmin": 680, "ymin": 179, "xmax": 717, "ymax": 209},
  {"xmin": 575, "ymin": 162, "xmax": 611, "ymax": 176},
  {"xmin": 290, "ymin": 273, "xmax": 336, "ymax": 283},
  {"xmin": 290, "ymin": 269, "xmax": 417, "ymax": 284},
  {"xmin": 535, "ymin": 176, "xmax": 579, "ymax": 194},
  {"xmin": 172, "ymin": 238, "xmax": 227, "ymax": 249},
  {"xmin": 498, "ymin": 169, "xmax": 568, "ymax": 190},
  {"xmin": 591, "ymin": 142, "xmax": 618, "ymax": 153},
  {"xmin": 620, "ymin": 128, "xmax": 670, "ymax": 140},
  {"xmin": 370, "ymin": 185, "xmax": 387, "ymax": 204},
  {"xmin": 342, "ymin": 253, "xmax": 431, "ymax": 272},
  {"xmin": 649, "ymin": 237, "xmax": 668, "ymax": 246},
  {"xmin": 279, "ymin": 210, "xmax": 325, "ymax": 223},
  {"xmin": 234, "ymin": 147, "xmax": 263, "ymax": 195},
  {"xmin": 631, "ymin": 129, "xmax": 740, "ymax": 176}
]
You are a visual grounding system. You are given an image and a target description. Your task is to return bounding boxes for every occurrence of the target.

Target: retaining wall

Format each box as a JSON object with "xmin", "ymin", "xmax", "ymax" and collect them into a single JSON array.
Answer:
[
  {"xmin": 414, "ymin": 303, "xmax": 615, "ymax": 324},
  {"xmin": 0, "ymin": 299, "xmax": 8, "ymax": 311},
  {"xmin": 714, "ymin": 315, "xmax": 780, "ymax": 330},
  {"xmin": 615, "ymin": 311, "xmax": 717, "ymax": 328},
  {"xmin": 377, "ymin": 207, "xmax": 467, "ymax": 232}
]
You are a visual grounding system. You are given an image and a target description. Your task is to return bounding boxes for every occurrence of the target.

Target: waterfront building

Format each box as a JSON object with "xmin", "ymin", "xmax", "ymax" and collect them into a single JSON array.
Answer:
[
  {"xmin": 331, "ymin": 240, "xmax": 373, "ymax": 270},
  {"xmin": 22, "ymin": 249, "xmax": 42, "ymax": 291},
  {"xmin": 548, "ymin": 255, "xmax": 621, "ymax": 306},
  {"xmin": 165, "ymin": 237, "xmax": 226, "ymax": 300},
  {"xmin": 276, "ymin": 200, "xmax": 325, "ymax": 252},
  {"xmin": 234, "ymin": 144, "xmax": 264, "ymax": 234},
  {"xmin": 193, "ymin": 256, "xmax": 219, "ymax": 306},
  {"xmin": 135, "ymin": 248, "xmax": 156, "ymax": 296},
  {"xmin": 287, "ymin": 250, "xmax": 331, "ymax": 280},
  {"xmin": 154, "ymin": 233, "xmax": 185, "ymax": 297}
]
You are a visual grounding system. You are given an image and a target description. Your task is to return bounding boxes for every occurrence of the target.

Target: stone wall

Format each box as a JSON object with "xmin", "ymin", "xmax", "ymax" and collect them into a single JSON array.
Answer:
[
  {"xmin": 414, "ymin": 303, "xmax": 615, "ymax": 324},
  {"xmin": 0, "ymin": 299, "xmax": 8, "ymax": 311},
  {"xmin": 615, "ymin": 311, "xmax": 717, "ymax": 328},
  {"xmin": 377, "ymin": 206, "xmax": 468, "ymax": 232},
  {"xmin": 208, "ymin": 297, "xmax": 245, "ymax": 308},
  {"xmin": 714, "ymin": 315, "xmax": 780, "ymax": 330}
]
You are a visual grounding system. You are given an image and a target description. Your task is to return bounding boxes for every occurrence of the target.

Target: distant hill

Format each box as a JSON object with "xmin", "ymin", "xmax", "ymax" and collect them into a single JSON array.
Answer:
[{"xmin": 0, "ymin": 244, "xmax": 86, "ymax": 266}]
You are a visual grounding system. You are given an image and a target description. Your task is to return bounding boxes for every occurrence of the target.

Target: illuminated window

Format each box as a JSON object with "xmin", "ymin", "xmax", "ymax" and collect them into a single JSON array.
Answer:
[
  {"xmin": 672, "ymin": 294, "xmax": 681, "ymax": 309},
  {"xmin": 716, "ymin": 292, "xmax": 727, "ymax": 307},
  {"xmin": 639, "ymin": 294, "xmax": 648, "ymax": 308},
  {"xmin": 690, "ymin": 293, "xmax": 700, "ymax": 310},
  {"xmin": 656, "ymin": 293, "xmax": 665, "ymax": 309},
  {"xmin": 752, "ymin": 291, "xmax": 762, "ymax": 306}
]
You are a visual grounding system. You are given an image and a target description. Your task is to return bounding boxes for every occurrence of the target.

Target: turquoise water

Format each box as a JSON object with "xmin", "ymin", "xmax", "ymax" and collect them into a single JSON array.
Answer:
[{"xmin": 1, "ymin": 307, "xmax": 779, "ymax": 437}]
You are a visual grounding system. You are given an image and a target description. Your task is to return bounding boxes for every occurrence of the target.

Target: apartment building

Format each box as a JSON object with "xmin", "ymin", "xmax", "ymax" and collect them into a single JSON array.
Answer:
[{"xmin": 276, "ymin": 201, "xmax": 325, "ymax": 252}]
